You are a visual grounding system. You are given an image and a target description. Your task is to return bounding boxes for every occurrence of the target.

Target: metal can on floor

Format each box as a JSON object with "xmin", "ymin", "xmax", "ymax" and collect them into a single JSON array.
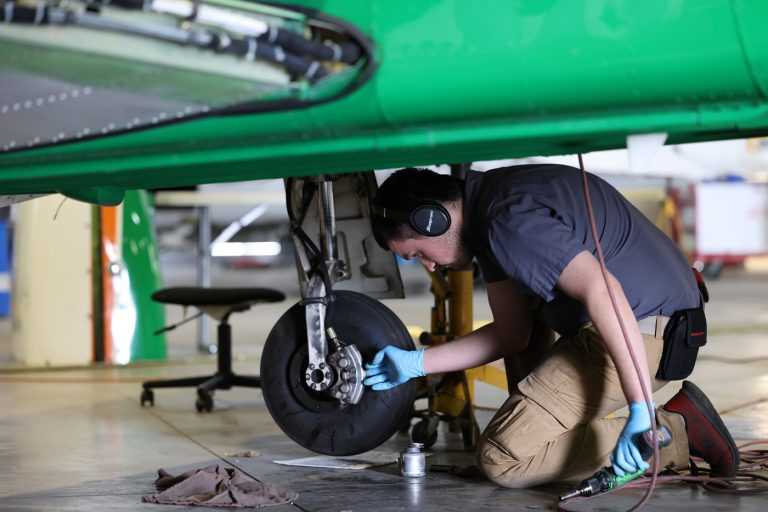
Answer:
[{"xmin": 399, "ymin": 442, "xmax": 426, "ymax": 478}]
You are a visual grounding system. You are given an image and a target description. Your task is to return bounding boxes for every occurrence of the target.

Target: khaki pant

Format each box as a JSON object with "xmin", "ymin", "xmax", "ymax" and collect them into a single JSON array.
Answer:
[{"xmin": 477, "ymin": 326, "xmax": 690, "ymax": 488}]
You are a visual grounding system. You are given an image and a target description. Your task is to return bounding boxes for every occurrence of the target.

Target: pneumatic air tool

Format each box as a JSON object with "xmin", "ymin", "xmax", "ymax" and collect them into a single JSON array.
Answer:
[{"xmin": 559, "ymin": 426, "xmax": 672, "ymax": 501}]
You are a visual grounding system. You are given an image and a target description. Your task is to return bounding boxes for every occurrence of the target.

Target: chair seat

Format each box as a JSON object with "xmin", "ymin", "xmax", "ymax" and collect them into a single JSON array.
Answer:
[{"xmin": 152, "ymin": 287, "xmax": 285, "ymax": 306}]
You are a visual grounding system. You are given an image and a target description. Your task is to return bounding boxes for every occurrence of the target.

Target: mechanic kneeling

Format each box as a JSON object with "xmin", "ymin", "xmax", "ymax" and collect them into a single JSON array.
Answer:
[{"xmin": 364, "ymin": 165, "xmax": 739, "ymax": 488}]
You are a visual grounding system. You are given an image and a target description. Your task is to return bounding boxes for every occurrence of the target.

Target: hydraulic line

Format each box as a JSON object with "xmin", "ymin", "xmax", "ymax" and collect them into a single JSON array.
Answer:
[
  {"xmin": 99, "ymin": 0, "xmax": 361, "ymax": 63},
  {"xmin": 0, "ymin": 0, "xmax": 331, "ymax": 80},
  {"xmin": 257, "ymin": 24, "xmax": 361, "ymax": 64}
]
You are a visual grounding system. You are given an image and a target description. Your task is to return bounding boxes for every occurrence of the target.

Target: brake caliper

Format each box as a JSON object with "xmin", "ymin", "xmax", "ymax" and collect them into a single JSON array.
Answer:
[{"xmin": 326, "ymin": 327, "xmax": 365, "ymax": 406}]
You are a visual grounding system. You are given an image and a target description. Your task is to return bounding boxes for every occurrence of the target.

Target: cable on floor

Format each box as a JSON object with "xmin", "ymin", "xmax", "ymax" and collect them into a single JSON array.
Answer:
[{"xmin": 559, "ymin": 442, "xmax": 768, "ymax": 510}]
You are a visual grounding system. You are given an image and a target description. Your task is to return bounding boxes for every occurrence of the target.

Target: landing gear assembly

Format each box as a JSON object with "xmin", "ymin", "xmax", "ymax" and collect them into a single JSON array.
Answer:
[{"xmin": 261, "ymin": 174, "xmax": 414, "ymax": 455}]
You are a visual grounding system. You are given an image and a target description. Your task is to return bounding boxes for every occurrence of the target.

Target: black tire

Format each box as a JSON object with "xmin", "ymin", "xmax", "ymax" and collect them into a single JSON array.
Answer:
[
  {"xmin": 411, "ymin": 419, "xmax": 438, "ymax": 449},
  {"xmin": 261, "ymin": 291, "xmax": 416, "ymax": 455}
]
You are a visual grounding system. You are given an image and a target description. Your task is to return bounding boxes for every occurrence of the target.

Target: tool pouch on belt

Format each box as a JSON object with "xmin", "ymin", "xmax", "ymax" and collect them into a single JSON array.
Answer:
[{"xmin": 656, "ymin": 305, "xmax": 707, "ymax": 381}]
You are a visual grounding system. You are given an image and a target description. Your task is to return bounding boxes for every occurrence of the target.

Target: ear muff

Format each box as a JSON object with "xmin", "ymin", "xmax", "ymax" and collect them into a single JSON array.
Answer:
[
  {"xmin": 371, "ymin": 201, "xmax": 451, "ymax": 237},
  {"xmin": 409, "ymin": 202, "xmax": 451, "ymax": 237}
]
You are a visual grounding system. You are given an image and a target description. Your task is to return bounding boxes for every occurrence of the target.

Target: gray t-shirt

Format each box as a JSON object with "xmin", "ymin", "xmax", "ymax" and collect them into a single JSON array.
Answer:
[{"xmin": 463, "ymin": 164, "xmax": 700, "ymax": 335}]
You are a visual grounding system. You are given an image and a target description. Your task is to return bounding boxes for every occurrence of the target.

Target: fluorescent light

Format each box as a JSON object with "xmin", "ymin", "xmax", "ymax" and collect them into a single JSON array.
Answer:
[
  {"xmin": 212, "ymin": 204, "xmax": 268, "ymax": 245},
  {"xmin": 211, "ymin": 241, "xmax": 281, "ymax": 257}
]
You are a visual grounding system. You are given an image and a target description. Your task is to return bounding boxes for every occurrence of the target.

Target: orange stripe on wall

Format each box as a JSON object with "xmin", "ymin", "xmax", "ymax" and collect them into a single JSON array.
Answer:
[{"xmin": 100, "ymin": 206, "xmax": 118, "ymax": 364}]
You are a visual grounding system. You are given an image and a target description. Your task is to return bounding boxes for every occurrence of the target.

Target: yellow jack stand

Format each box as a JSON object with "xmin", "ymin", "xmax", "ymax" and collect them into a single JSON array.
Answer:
[{"xmin": 410, "ymin": 268, "xmax": 509, "ymax": 449}]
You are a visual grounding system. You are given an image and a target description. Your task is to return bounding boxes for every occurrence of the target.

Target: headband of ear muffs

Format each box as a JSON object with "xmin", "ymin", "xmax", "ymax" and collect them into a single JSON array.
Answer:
[{"xmin": 372, "ymin": 201, "xmax": 451, "ymax": 237}]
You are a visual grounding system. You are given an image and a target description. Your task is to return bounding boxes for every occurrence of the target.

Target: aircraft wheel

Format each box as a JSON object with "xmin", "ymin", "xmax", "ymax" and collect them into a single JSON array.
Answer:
[
  {"xmin": 261, "ymin": 291, "xmax": 416, "ymax": 455},
  {"xmin": 411, "ymin": 416, "xmax": 439, "ymax": 449}
]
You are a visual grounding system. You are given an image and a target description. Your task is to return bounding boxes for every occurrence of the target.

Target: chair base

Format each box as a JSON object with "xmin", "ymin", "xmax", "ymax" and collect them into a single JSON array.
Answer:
[
  {"xmin": 141, "ymin": 372, "xmax": 262, "ymax": 392},
  {"xmin": 140, "ymin": 371, "xmax": 261, "ymax": 412},
  {"xmin": 140, "ymin": 321, "xmax": 260, "ymax": 412}
]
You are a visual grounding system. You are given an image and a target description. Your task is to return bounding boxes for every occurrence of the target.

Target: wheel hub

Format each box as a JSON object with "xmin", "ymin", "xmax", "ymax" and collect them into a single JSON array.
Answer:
[
  {"xmin": 301, "ymin": 326, "xmax": 366, "ymax": 405},
  {"xmin": 300, "ymin": 343, "xmax": 365, "ymax": 406},
  {"xmin": 304, "ymin": 362, "xmax": 333, "ymax": 391}
]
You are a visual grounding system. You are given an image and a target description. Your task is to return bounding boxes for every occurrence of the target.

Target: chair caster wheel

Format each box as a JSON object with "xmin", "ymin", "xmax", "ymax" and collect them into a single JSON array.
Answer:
[
  {"xmin": 196, "ymin": 391, "xmax": 214, "ymax": 413},
  {"xmin": 140, "ymin": 389, "xmax": 155, "ymax": 407},
  {"xmin": 411, "ymin": 416, "xmax": 439, "ymax": 449}
]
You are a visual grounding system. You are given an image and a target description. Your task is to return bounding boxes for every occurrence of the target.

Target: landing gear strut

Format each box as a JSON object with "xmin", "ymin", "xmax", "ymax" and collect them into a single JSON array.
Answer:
[{"xmin": 261, "ymin": 174, "xmax": 414, "ymax": 455}]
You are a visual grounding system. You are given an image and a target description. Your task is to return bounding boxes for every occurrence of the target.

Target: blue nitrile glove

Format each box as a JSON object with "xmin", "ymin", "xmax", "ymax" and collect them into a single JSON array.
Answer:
[
  {"xmin": 363, "ymin": 346, "xmax": 425, "ymax": 391},
  {"xmin": 611, "ymin": 401, "xmax": 654, "ymax": 476}
]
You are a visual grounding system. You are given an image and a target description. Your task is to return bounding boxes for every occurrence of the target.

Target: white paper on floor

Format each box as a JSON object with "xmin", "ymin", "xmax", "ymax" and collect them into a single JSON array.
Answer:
[{"xmin": 273, "ymin": 450, "xmax": 404, "ymax": 470}]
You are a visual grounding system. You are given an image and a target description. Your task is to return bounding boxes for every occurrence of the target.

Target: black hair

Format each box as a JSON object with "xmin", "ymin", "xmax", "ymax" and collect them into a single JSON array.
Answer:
[{"xmin": 371, "ymin": 168, "xmax": 464, "ymax": 250}]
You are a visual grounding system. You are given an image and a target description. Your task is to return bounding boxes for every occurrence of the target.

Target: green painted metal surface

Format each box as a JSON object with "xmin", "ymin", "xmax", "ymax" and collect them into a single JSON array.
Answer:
[
  {"xmin": 122, "ymin": 191, "xmax": 166, "ymax": 361},
  {"xmin": 1, "ymin": 0, "xmax": 767, "ymax": 195},
  {"xmin": 64, "ymin": 187, "xmax": 125, "ymax": 206}
]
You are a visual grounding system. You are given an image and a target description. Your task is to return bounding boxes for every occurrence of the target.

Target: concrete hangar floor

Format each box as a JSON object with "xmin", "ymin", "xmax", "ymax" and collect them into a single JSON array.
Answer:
[{"xmin": 0, "ymin": 261, "xmax": 767, "ymax": 511}]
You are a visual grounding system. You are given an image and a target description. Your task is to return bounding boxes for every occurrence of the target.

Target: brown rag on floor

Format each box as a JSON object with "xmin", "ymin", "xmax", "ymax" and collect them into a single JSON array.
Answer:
[{"xmin": 142, "ymin": 464, "xmax": 298, "ymax": 508}]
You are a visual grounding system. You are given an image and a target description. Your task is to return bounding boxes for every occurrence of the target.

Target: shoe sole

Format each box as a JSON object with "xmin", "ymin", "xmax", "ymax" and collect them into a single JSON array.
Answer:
[{"xmin": 680, "ymin": 380, "xmax": 740, "ymax": 474}]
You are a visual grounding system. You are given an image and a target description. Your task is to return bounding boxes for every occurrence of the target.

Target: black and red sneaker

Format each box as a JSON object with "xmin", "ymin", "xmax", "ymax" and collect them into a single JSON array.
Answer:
[{"xmin": 663, "ymin": 381, "xmax": 739, "ymax": 477}]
